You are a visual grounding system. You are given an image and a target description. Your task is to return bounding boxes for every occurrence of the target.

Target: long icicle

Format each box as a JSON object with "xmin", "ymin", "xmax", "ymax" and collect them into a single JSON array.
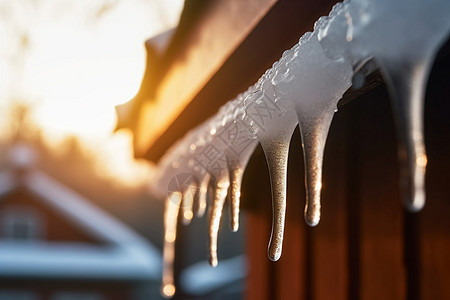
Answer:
[
  {"xmin": 260, "ymin": 130, "xmax": 294, "ymax": 261},
  {"xmin": 298, "ymin": 108, "xmax": 336, "ymax": 226},
  {"xmin": 380, "ymin": 59, "xmax": 433, "ymax": 211},
  {"xmin": 228, "ymin": 162, "xmax": 244, "ymax": 232},
  {"xmin": 161, "ymin": 192, "xmax": 182, "ymax": 298},
  {"xmin": 208, "ymin": 174, "xmax": 230, "ymax": 267},
  {"xmin": 181, "ymin": 184, "xmax": 195, "ymax": 225},
  {"xmin": 195, "ymin": 173, "xmax": 210, "ymax": 218}
]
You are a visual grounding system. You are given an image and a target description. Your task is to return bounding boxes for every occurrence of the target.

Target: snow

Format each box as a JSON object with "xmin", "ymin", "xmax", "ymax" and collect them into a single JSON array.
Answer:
[
  {"xmin": 0, "ymin": 241, "xmax": 158, "ymax": 280},
  {"xmin": 179, "ymin": 255, "xmax": 246, "ymax": 295}
]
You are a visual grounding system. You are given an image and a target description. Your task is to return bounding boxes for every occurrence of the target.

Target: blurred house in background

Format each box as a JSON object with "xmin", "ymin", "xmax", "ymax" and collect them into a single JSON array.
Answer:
[{"xmin": 0, "ymin": 144, "xmax": 162, "ymax": 300}]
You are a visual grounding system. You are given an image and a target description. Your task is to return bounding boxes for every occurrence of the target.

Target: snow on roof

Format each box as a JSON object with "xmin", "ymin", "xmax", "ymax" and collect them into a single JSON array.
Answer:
[
  {"xmin": 0, "ymin": 146, "xmax": 162, "ymax": 280},
  {"xmin": 179, "ymin": 255, "xmax": 246, "ymax": 295},
  {"xmin": 0, "ymin": 241, "xmax": 159, "ymax": 280}
]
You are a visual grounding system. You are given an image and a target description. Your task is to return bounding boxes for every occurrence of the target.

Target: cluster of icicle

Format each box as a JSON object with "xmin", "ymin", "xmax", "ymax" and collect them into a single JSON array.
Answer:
[{"xmin": 151, "ymin": 0, "xmax": 450, "ymax": 297}]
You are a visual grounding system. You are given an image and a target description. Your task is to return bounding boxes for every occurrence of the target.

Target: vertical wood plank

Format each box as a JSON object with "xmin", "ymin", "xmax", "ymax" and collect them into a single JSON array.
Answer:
[
  {"xmin": 243, "ymin": 146, "xmax": 275, "ymax": 300},
  {"xmin": 404, "ymin": 210, "xmax": 421, "ymax": 300},
  {"xmin": 311, "ymin": 108, "xmax": 349, "ymax": 300},
  {"xmin": 345, "ymin": 94, "xmax": 363, "ymax": 300},
  {"xmin": 279, "ymin": 130, "xmax": 307, "ymax": 300},
  {"xmin": 420, "ymin": 53, "xmax": 450, "ymax": 300},
  {"xmin": 357, "ymin": 86, "xmax": 406, "ymax": 300},
  {"xmin": 245, "ymin": 212, "xmax": 273, "ymax": 300},
  {"xmin": 276, "ymin": 211, "xmax": 305, "ymax": 300},
  {"xmin": 277, "ymin": 138, "xmax": 307, "ymax": 300}
]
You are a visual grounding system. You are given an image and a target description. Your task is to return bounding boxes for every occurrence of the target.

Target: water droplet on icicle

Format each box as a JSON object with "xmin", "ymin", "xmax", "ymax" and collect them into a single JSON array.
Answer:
[
  {"xmin": 208, "ymin": 174, "xmax": 230, "ymax": 267},
  {"xmin": 161, "ymin": 192, "xmax": 182, "ymax": 298},
  {"xmin": 379, "ymin": 60, "xmax": 432, "ymax": 212}
]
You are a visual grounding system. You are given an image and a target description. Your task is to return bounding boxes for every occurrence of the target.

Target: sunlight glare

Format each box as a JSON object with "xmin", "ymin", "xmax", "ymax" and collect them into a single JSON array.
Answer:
[{"xmin": 0, "ymin": 0, "xmax": 184, "ymax": 184}]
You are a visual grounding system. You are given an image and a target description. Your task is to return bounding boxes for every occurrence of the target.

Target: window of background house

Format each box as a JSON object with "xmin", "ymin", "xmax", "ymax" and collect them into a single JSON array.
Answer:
[{"xmin": 0, "ymin": 206, "xmax": 45, "ymax": 241}]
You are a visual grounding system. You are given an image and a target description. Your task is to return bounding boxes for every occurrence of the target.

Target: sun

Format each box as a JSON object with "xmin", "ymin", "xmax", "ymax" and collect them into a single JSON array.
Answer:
[{"xmin": 0, "ymin": 0, "xmax": 183, "ymax": 185}]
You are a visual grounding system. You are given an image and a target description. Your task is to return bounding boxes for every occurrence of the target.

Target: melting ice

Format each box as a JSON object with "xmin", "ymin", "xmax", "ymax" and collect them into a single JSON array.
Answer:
[{"xmin": 151, "ymin": 0, "xmax": 450, "ymax": 297}]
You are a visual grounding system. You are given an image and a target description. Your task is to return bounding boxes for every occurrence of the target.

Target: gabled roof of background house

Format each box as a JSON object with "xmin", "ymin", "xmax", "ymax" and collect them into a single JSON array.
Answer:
[{"xmin": 0, "ymin": 145, "xmax": 162, "ymax": 281}]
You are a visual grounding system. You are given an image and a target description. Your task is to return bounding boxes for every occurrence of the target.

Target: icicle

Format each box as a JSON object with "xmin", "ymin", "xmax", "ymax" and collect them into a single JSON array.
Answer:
[
  {"xmin": 378, "ymin": 60, "xmax": 431, "ymax": 211},
  {"xmin": 297, "ymin": 110, "xmax": 336, "ymax": 226},
  {"xmin": 260, "ymin": 135, "xmax": 292, "ymax": 261},
  {"xmin": 161, "ymin": 192, "xmax": 182, "ymax": 298},
  {"xmin": 225, "ymin": 142, "xmax": 258, "ymax": 232},
  {"xmin": 228, "ymin": 162, "xmax": 244, "ymax": 232},
  {"xmin": 195, "ymin": 173, "xmax": 210, "ymax": 218},
  {"xmin": 181, "ymin": 183, "xmax": 195, "ymax": 225},
  {"xmin": 208, "ymin": 174, "xmax": 230, "ymax": 267}
]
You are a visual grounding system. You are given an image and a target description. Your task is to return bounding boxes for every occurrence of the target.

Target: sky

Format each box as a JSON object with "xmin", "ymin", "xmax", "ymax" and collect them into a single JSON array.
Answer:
[{"xmin": 0, "ymin": 0, "xmax": 184, "ymax": 185}]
